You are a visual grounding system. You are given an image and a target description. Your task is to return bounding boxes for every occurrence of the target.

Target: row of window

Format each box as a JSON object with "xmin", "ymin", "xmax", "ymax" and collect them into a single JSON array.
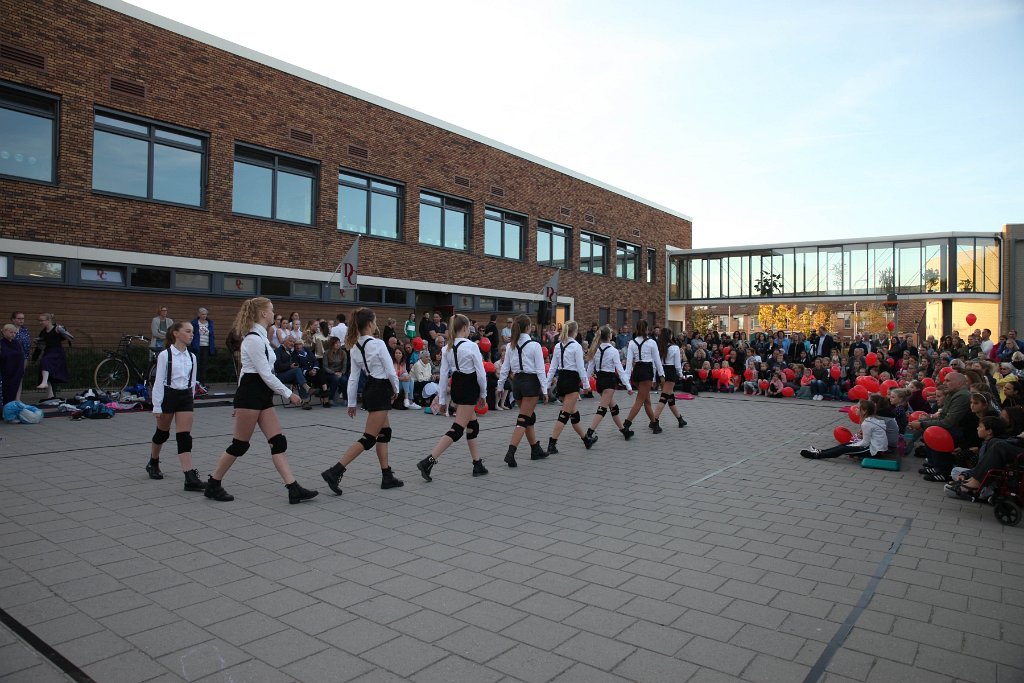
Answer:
[
  {"xmin": 596, "ymin": 307, "xmax": 659, "ymax": 332},
  {"xmin": 1, "ymin": 254, "xmax": 545, "ymax": 312},
  {"xmin": 1, "ymin": 81, "xmax": 660, "ymax": 282}
]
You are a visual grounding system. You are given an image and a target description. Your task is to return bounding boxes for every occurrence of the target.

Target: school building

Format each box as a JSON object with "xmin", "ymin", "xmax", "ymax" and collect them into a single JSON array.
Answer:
[{"xmin": 0, "ymin": 0, "xmax": 691, "ymax": 349}]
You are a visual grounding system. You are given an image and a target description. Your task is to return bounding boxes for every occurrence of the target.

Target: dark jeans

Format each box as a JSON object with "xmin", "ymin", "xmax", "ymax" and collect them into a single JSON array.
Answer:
[
  {"xmin": 810, "ymin": 380, "xmax": 827, "ymax": 396},
  {"xmin": 816, "ymin": 443, "xmax": 872, "ymax": 459},
  {"xmin": 275, "ymin": 368, "xmax": 307, "ymax": 397},
  {"xmin": 322, "ymin": 371, "xmax": 345, "ymax": 401}
]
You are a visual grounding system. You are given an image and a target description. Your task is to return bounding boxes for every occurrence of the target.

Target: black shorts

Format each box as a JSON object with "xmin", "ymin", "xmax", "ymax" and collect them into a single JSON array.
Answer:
[
  {"xmin": 363, "ymin": 377, "xmax": 394, "ymax": 412},
  {"xmin": 233, "ymin": 373, "xmax": 275, "ymax": 410},
  {"xmin": 663, "ymin": 366, "xmax": 679, "ymax": 383},
  {"xmin": 632, "ymin": 361, "xmax": 654, "ymax": 383},
  {"xmin": 450, "ymin": 372, "xmax": 480, "ymax": 405},
  {"xmin": 596, "ymin": 371, "xmax": 618, "ymax": 393},
  {"xmin": 513, "ymin": 374, "xmax": 542, "ymax": 400},
  {"xmin": 556, "ymin": 370, "xmax": 581, "ymax": 397},
  {"xmin": 160, "ymin": 387, "xmax": 194, "ymax": 413}
]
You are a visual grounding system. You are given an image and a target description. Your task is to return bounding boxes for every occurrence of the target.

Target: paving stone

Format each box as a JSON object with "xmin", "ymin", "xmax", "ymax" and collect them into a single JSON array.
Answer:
[
  {"xmin": 742, "ymin": 653, "xmax": 812, "ymax": 683},
  {"xmin": 158, "ymin": 640, "xmax": 251, "ymax": 681},
  {"xmin": 206, "ymin": 611, "xmax": 288, "ymax": 646},
  {"xmin": 319, "ymin": 617, "xmax": 400, "ymax": 654},
  {"xmin": 678, "ymin": 636, "xmax": 757, "ymax": 675},
  {"xmin": 409, "ymin": 654, "xmax": 504, "ymax": 683},
  {"xmin": 553, "ymin": 630, "xmax": 636, "ymax": 671},
  {"xmin": 616, "ymin": 620, "xmax": 692, "ymax": 656},
  {"xmin": 434, "ymin": 626, "xmax": 518, "ymax": 663},
  {"xmin": 501, "ymin": 614, "xmax": 578, "ymax": 650},
  {"xmin": 613, "ymin": 648, "xmax": 700, "ymax": 682},
  {"xmin": 82, "ymin": 649, "xmax": 172, "ymax": 683},
  {"xmin": 389, "ymin": 609, "xmax": 465, "ymax": 643},
  {"xmin": 864, "ymin": 658, "xmax": 954, "ymax": 683},
  {"xmin": 240, "ymin": 627, "xmax": 327, "ymax": 667},
  {"xmin": 488, "ymin": 642, "xmax": 574, "ymax": 683}
]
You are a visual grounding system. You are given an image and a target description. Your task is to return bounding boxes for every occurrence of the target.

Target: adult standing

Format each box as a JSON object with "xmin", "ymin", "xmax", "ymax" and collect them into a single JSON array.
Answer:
[
  {"xmin": 483, "ymin": 314, "xmax": 500, "ymax": 362},
  {"xmin": 204, "ymin": 297, "xmax": 317, "ymax": 504},
  {"xmin": 500, "ymin": 317, "xmax": 513, "ymax": 348},
  {"xmin": 651, "ymin": 327, "xmax": 687, "ymax": 429},
  {"xmin": 544, "ymin": 321, "xmax": 595, "ymax": 453},
  {"xmin": 496, "ymin": 314, "xmax": 549, "ymax": 467},
  {"xmin": 623, "ymin": 319, "xmax": 664, "ymax": 435},
  {"xmin": 33, "ymin": 313, "xmax": 73, "ymax": 399},
  {"xmin": 584, "ymin": 325, "xmax": 634, "ymax": 441},
  {"xmin": 1, "ymin": 324, "xmax": 26, "ymax": 407},
  {"xmin": 330, "ymin": 313, "xmax": 348, "ymax": 343},
  {"xmin": 150, "ymin": 306, "xmax": 172, "ymax": 356},
  {"xmin": 190, "ymin": 307, "xmax": 215, "ymax": 390},
  {"xmin": 147, "ymin": 322, "xmax": 206, "ymax": 492},
  {"xmin": 814, "ymin": 326, "xmax": 835, "ymax": 359},
  {"xmin": 321, "ymin": 308, "xmax": 404, "ymax": 494},
  {"xmin": 10, "ymin": 312, "xmax": 31, "ymax": 402},
  {"xmin": 404, "ymin": 313, "xmax": 417, "ymax": 341},
  {"xmin": 418, "ymin": 311, "xmax": 433, "ymax": 342}
]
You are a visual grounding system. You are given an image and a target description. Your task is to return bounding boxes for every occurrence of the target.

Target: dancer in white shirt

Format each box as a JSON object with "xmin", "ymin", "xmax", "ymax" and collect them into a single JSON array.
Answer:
[
  {"xmin": 544, "ymin": 321, "xmax": 595, "ymax": 453},
  {"xmin": 496, "ymin": 314, "xmax": 549, "ymax": 467},
  {"xmin": 584, "ymin": 325, "xmax": 634, "ymax": 442},
  {"xmin": 322, "ymin": 308, "xmax": 404, "ymax": 494},
  {"xmin": 204, "ymin": 298, "xmax": 318, "ymax": 504},
  {"xmin": 623, "ymin": 320, "xmax": 665, "ymax": 436},
  {"xmin": 146, "ymin": 322, "xmax": 206, "ymax": 492},
  {"xmin": 651, "ymin": 328, "xmax": 687, "ymax": 429},
  {"xmin": 417, "ymin": 314, "xmax": 489, "ymax": 481}
]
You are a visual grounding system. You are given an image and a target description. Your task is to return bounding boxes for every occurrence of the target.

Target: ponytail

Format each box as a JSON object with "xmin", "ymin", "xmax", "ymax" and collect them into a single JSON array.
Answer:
[
  {"xmin": 166, "ymin": 321, "xmax": 190, "ymax": 350},
  {"xmin": 657, "ymin": 327, "xmax": 672, "ymax": 360},
  {"xmin": 587, "ymin": 325, "xmax": 614, "ymax": 362},
  {"xmin": 634, "ymin": 319, "xmax": 648, "ymax": 339},
  {"xmin": 346, "ymin": 308, "xmax": 375, "ymax": 349},
  {"xmin": 232, "ymin": 297, "xmax": 272, "ymax": 338},
  {"xmin": 447, "ymin": 314, "xmax": 469, "ymax": 350},
  {"xmin": 510, "ymin": 314, "xmax": 531, "ymax": 344},
  {"xmin": 559, "ymin": 320, "xmax": 578, "ymax": 345}
]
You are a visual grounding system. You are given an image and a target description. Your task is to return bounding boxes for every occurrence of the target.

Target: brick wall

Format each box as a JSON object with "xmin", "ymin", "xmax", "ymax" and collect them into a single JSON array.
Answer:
[{"xmin": 0, "ymin": 0, "xmax": 691, "ymax": 342}]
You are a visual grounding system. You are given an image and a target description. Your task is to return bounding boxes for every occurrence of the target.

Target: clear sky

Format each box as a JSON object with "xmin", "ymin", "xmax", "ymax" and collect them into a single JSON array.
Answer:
[{"xmin": 124, "ymin": 0, "xmax": 1023, "ymax": 248}]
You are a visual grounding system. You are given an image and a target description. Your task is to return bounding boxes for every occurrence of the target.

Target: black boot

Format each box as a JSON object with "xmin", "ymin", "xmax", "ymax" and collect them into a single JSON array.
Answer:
[
  {"xmin": 678, "ymin": 415, "xmax": 687, "ymax": 428},
  {"xmin": 651, "ymin": 420, "xmax": 663, "ymax": 434},
  {"xmin": 620, "ymin": 420, "xmax": 634, "ymax": 440},
  {"xmin": 146, "ymin": 458, "xmax": 163, "ymax": 480},
  {"xmin": 530, "ymin": 442, "xmax": 548, "ymax": 460},
  {"xmin": 472, "ymin": 459, "xmax": 488, "ymax": 476},
  {"xmin": 547, "ymin": 438, "xmax": 559, "ymax": 455},
  {"xmin": 417, "ymin": 456, "xmax": 436, "ymax": 482},
  {"xmin": 321, "ymin": 463, "xmax": 346, "ymax": 495},
  {"xmin": 183, "ymin": 469, "xmax": 206, "ymax": 492},
  {"xmin": 287, "ymin": 481, "xmax": 319, "ymax": 504},
  {"xmin": 381, "ymin": 467, "xmax": 404, "ymax": 489},
  {"xmin": 504, "ymin": 445, "xmax": 518, "ymax": 468},
  {"xmin": 583, "ymin": 429, "xmax": 598, "ymax": 450},
  {"xmin": 204, "ymin": 477, "xmax": 234, "ymax": 502}
]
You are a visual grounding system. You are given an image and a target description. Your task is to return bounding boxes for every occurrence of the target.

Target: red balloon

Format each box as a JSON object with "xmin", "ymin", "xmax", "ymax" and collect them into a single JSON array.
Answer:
[
  {"xmin": 923, "ymin": 425, "xmax": 955, "ymax": 452},
  {"xmin": 966, "ymin": 313, "xmax": 977, "ymax": 326},
  {"xmin": 589, "ymin": 376, "xmax": 598, "ymax": 391},
  {"xmin": 412, "ymin": 337, "xmax": 425, "ymax": 351},
  {"xmin": 478, "ymin": 337, "xmax": 491, "ymax": 353},
  {"xmin": 711, "ymin": 369, "xmax": 721, "ymax": 380},
  {"xmin": 830, "ymin": 365, "xmax": 841, "ymax": 380},
  {"xmin": 721, "ymin": 367, "xmax": 733, "ymax": 378},
  {"xmin": 855, "ymin": 377, "xmax": 879, "ymax": 393},
  {"xmin": 939, "ymin": 367, "xmax": 953, "ymax": 382},
  {"xmin": 781, "ymin": 386, "xmax": 795, "ymax": 397},
  {"xmin": 483, "ymin": 361, "xmax": 496, "ymax": 374},
  {"xmin": 698, "ymin": 369, "xmax": 709, "ymax": 380},
  {"xmin": 879, "ymin": 379, "xmax": 899, "ymax": 397},
  {"xmin": 848, "ymin": 385, "xmax": 869, "ymax": 401},
  {"xmin": 909, "ymin": 410, "xmax": 928, "ymax": 422},
  {"xmin": 922, "ymin": 377, "xmax": 936, "ymax": 388},
  {"xmin": 848, "ymin": 406, "xmax": 862, "ymax": 424},
  {"xmin": 544, "ymin": 363, "xmax": 550, "ymax": 373},
  {"xmin": 886, "ymin": 357, "xmax": 895, "ymax": 367},
  {"xmin": 542, "ymin": 346, "xmax": 550, "ymax": 359},
  {"xmin": 922, "ymin": 386, "xmax": 937, "ymax": 398},
  {"xmin": 887, "ymin": 321, "xmax": 895, "ymax": 332},
  {"xmin": 759, "ymin": 380, "xmax": 769, "ymax": 390},
  {"xmin": 834, "ymin": 426, "xmax": 853, "ymax": 444},
  {"xmin": 474, "ymin": 403, "xmax": 488, "ymax": 415},
  {"xmin": 783, "ymin": 368, "xmax": 795, "ymax": 381},
  {"xmin": 744, "ymin": 368, "xmax": 755, "ymax": 381},
  {"xmin": 866, "ymin": 352, "xmax": 878, "ymax": 366}
]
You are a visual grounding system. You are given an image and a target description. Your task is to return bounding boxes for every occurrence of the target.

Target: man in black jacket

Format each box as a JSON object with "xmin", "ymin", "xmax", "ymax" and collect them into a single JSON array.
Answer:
[
  {"xmin": 814, "ymin": 326, "xmax": 835, "ymax": 359},
  {"xmin": 273, "ymin": 338, "xmax": 310, "ymax": 403}
]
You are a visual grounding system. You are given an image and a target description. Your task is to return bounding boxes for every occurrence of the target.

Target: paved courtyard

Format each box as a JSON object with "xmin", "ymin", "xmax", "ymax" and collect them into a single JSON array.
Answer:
[{"xmin": 0, "ymin": 393, "xmax": 1021, "ymax": 683}]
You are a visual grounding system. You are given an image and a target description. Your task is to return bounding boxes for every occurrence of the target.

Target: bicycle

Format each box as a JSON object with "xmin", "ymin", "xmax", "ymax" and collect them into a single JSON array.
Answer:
[{"xmin": 93, "ymin": 335, "xmax": 157, "ymax": 396}]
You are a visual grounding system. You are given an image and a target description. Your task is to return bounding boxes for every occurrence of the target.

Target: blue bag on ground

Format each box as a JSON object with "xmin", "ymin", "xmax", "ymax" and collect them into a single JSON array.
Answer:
[{"xmin": 3, "ymin": 402, "xmax": 44, "ymax": 424}]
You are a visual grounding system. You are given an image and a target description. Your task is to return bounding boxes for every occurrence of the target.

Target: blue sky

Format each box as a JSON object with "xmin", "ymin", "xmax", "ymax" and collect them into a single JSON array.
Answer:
[{"xmin": 126, "ymin": 0, "xmax": 1024, "ymax": 248}]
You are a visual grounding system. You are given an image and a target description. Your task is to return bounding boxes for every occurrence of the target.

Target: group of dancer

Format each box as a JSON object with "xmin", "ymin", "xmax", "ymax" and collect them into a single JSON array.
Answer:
[{"xmin": 145, "ymin": 297, "xmax": 688, "ymax": 503}]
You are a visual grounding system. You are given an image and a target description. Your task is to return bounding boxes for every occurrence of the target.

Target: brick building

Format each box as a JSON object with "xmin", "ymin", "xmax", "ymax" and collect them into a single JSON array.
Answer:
[{"xmin": 0, "ymin": 0, "xmax": 692, "ymax": 349}]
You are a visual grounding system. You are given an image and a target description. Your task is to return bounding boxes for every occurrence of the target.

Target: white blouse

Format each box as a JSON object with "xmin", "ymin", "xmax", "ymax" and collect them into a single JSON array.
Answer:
[
  {"xmin": 151, "ymin": 345, "xmax": 197, "ymax": 413},
  {"xmin": 587, "ymin": 342, "xmax": 632, "ymax": 390},
  {"xmin": 240, "ymin": 325, "xmax": 292, "ymax": 399},
  {"xmin": 624, "ymin": 337, "xmax": 665, "ymax": 378},
  {"xmin": 347, "ymin": 335, "xmax": 400, "ymax": 406},
  {"xmin": 664, "ymin": 344, "xmax": 682, "ymax": 374},
  {"xmin": 497, "ymin": 334, "xmax": 549, "ymax": 393},
  {"xmin": 545, "ymin": 339, "xmax": 589, "ymax": 388},
  {"xmin": 437, "ymin": 339, "xmax": 487, "ymax": 405}
]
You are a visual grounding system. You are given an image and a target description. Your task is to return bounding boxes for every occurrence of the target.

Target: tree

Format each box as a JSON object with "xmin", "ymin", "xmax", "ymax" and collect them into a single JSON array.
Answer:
[
  {"xmin": 754, "ymin": 271, "xmax": 782, "ymax": 297},
  {"xmin": 690, "ymin": 306, "xmax": 715, "ymax": 333},
  {"xmin": 811, "ymin": 305, "xmax": 834, "ymax": 333},
  {"xmin": 858, "ymin": 305, "xmax": 887, "ymax": 334},
  {"xmin": 757, "ymin": 304, "xmax": 776, "ymax": 332},
  {"xmin": 924, "ymin": 268, "xmax": 940, "ymax": 293},
  {"xmin": 772, "ymin": 304, "xmax": 798, "ymax": 331},
  {"xmin": 796, "ymin": 308, "xmax": 813, "ymax": 335}
]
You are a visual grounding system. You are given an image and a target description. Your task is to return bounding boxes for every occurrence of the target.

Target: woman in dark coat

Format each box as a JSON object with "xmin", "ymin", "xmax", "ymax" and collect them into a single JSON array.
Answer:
[
  {"xmin": 1, "ymin": 324, "xmax": 26, "ymax": 407},
  {"xmin": 32, "ymin": 313, "xmax": 73, "ymax": 399}
]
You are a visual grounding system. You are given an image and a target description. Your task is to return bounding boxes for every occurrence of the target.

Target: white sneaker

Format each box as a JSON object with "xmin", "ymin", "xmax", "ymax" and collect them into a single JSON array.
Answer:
[{"xmin": 404, "ymin": 398, "xmax": 411, "ymax": 408}]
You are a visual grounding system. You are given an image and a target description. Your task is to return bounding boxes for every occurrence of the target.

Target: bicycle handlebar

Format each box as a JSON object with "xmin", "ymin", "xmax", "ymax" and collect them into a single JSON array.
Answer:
[{"xmin": 120, "ymin": 334, "xmax": 151, "ymax": 342}]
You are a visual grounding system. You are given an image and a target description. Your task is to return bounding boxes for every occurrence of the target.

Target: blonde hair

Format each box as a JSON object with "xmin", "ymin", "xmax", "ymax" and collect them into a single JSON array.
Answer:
[
  {"xmin": 559, "ymin": 320, "xmax": 579, "ymax": 344},
  {"xmin": 232, "ymin": 297, "xmax": 271, "ymax": 337},
  {"xmin": 2, "ymin": 323, "xmax": 16, "ymax": 334},
  {"xmin": 447, "ymin": 314, "xmax": 469, "ymax": 350},
  {"xmin": 586, "ymin": 324, "xmax": 614, "ymax": 362},
  {"xmin": 39, "ymin": 313, "xmax": 55, "ymax": 324}
]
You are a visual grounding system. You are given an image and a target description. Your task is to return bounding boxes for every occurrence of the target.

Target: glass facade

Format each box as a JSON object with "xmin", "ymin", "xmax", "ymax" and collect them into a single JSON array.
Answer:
[{"xmin": 671, "ymin": 236, "xmax": 1000, "ymax": 301}]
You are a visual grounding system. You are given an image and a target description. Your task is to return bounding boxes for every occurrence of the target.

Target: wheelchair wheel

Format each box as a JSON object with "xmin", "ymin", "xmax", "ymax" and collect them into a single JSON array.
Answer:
[{"xmin": 993, "ymin": 500, "xmax": 1021, "ymax": 527}]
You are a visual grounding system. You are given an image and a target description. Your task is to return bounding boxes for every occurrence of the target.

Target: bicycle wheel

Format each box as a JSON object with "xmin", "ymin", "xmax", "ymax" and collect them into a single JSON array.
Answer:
[
  {"xmin": 94, "ymin": 357, "xmax": 130, "ymax": 395},
  {"xmin": 146, "ymin": 360, "xmax": 158, "ymax": 393}
]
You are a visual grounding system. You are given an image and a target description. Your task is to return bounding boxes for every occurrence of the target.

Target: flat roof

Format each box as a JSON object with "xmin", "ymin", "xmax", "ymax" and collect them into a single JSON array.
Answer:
[
  {"xmin": 92, "ymin": 0, "xmax": 693, "ymax": 224},
  {"xmin": 667, "ymin": 231, "xmax": 1002, "ymax": 256}
]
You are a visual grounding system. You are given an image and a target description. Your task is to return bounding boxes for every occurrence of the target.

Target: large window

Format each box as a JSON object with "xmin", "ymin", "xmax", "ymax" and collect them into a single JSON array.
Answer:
[
  {"xmin": 93, "ymin": 110, "xmax": 206, "ymax": 206},
  {"xmin": 580, "ymin": 231, "xmax": 608, "ymax": 275},
  {"xmin": 616, "ymin": 241, "xmax": 640, "ymax": 280},
  {"xmin": 484, "ymin": 208, "xmax": 523, "ymax": 260},
  {"xmin": 647, "ymin": 248, "xmax": 656, "ymax": 284},
  {"xmin": 419, "ymin": 192, "xmax": 470, "ymax": 251},
  {"xmin": 233, "ymin": 145, "xmax": 317, "ymax": 224},
  {"xmin": 338, "ymin": 170, "xmax": 401, "ymax": 238},
  {"xmin": 0, "ymin": 83, "xmax": 58, "ymax": 183},
  {"xmin": 537, "ymin": 221, "xmax": 570, "ymax": 268}
]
